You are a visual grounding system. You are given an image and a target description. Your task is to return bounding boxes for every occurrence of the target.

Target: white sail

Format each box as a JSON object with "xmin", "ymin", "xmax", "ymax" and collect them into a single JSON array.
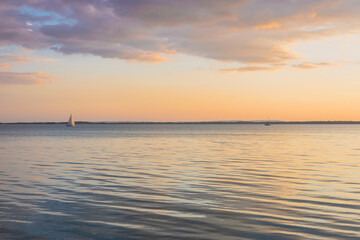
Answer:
[{"xmin": 67, "ymin": 114, "xmax": 75, "ymax": 127}]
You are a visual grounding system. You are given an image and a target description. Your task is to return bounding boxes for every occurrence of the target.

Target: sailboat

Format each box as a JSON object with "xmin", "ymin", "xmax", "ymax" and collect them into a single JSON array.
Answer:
[
  {"xmin": 67, "ymin": 113, "xmax": 75, "ymax": 127},
  {"xmin": 264, "ymin": 117, "xmax": 271, "ymax": 126}
]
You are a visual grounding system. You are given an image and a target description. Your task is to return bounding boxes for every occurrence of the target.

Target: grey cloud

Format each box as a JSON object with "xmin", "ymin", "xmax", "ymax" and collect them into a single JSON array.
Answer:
[{"xmin": 0, "ymin": 0, "xmax": 360, "ymax": 67}]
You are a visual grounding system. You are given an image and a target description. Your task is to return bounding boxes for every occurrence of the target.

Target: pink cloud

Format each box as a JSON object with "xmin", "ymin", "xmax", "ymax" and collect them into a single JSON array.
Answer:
[
  {"xmin": 0, "ymin": 63, "xmax": 10, "ymax": 69},
  {"xmin": 0, "ymin": 71, "xmax": 55, "ymax": 85},
  {"xmin": 0, "ymin": 53, "xmax": 56, "ymax": 85}
]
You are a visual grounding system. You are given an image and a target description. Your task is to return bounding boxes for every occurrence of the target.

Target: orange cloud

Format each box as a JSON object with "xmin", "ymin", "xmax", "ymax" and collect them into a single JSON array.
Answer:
[
  {"xmin": 220, "ymin": 61, "xmax": 336, "ymax": 73},
  {"xmin": 0, "ymin": 54, "xmax": 55, "ymax": 64},
  {"xmin": 21, "ymin": 48, "xmax": 34, "ymax": 54},
  {"xmin": 125, "ymin": 52, "xmax": 168, "ymax": 63},
  {"xmin": 254, "ymin": 22, "xmax": 280, "ymax": 30},
  {"xmin": 220, "ymin": 64, "xmax": 283, "ymax": 73},
  {"xmin": 0, "ymin": 54, "xmax": 57, "ymax": 85},
  {"xmin": 0, "ymin": 64, "xmax": 10, "ymax": 69},
  {"xmin": 310, "ymin": 12, "xmax": 317, "ymax": 18},
  {"xmin": 0, "ymin": 54, "xmax": 31, "ymax": 64},
  {"xmin": 0, "ymin": 54, "xmax": 55, "ymax": 70},
  {"xmin": 292, "ymin": 61, "xmax": 336, "ymax": 69}
]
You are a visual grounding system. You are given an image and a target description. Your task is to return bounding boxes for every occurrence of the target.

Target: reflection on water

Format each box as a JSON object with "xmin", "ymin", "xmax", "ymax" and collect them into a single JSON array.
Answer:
[{"xmin": 1, "ymin": 124, "xmax": 360, "ymax": 239}]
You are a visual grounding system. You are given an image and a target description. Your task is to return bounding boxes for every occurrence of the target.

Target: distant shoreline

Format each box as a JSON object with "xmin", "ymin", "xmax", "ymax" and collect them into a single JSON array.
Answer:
[{"xmin": 2, "ymin": 121, "xmax": 360, "ymax": 124}]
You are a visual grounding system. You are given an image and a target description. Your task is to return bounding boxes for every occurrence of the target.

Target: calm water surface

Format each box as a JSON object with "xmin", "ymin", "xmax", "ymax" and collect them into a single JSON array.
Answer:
[{"xmin": 1, "ymin": 124, "xmax": 360, "ymax": 239}]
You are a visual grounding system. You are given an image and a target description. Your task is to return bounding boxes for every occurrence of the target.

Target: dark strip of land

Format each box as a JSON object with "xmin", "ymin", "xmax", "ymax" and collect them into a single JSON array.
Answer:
[{"xmin": 2, "ymin": 121, "xmax": 360, "ymax": 124}]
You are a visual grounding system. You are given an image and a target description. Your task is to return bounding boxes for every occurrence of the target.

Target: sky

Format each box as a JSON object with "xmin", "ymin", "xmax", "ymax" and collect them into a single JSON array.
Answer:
[{"xmin": 1, "ymin": 0, "xmax": 360, "ymax": 122}]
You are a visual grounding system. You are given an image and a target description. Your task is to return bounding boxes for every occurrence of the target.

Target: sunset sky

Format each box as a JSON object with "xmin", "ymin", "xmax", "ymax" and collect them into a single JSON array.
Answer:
[{"xmin": 1, "ymin": 0, "xmax": 360, "ymax": 122}]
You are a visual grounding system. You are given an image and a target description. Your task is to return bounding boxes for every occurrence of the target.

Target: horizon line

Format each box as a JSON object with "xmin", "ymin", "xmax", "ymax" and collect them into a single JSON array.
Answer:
[{"xmin": 2, "ymin": 120, "xmax": 360, "ymax": 124}]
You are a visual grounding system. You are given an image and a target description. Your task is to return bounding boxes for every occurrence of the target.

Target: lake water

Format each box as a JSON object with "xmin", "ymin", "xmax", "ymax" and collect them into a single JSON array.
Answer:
[{"xmin": 1, "ymin": 124, "xmax": 360, "ymax": 240}]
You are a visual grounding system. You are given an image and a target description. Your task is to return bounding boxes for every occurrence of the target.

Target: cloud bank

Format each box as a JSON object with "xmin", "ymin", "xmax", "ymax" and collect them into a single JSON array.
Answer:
[{"xmin": 1, "ymin": 0, "xmax": 360, "ymax": 69}]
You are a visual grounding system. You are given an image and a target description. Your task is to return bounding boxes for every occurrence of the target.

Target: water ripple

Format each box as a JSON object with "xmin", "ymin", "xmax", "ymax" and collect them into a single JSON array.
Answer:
[{"xmin": 1, "ymin": 124, "xmax": 360, "ymax": 239}]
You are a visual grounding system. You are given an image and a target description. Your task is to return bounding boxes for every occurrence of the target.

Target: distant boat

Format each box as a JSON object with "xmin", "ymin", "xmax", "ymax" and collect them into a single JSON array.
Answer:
[
  {"xmin": 67, "ymin": 114, "xmax": 75, "ymax": 127},
  {"xmin": 264, "ymin": 122, "xmax": 271, "ymax": 126}
]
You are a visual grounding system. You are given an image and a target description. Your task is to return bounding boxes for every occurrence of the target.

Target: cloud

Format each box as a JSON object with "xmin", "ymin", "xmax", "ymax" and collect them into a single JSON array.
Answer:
[
  {"xmin": 220, "ymin": 64, "xmax": 283, "ymax": 73},
  {"xmin": 254, "ymin": 22, "xmax": 280, "ymax": 30},
  {"xmin": 0, "ymin": 63, "xmax": 10, "ymax": 69},
  {"xmin": 292, "ymin": 61, "xmax": 336, "ymax": 69},
  {"xmin": 0, "ymin": 53, "xmax": 54, "ymax": 69},
  {"xmin": 221, "ymin": 61, "xmax": 336, "ymax": 73},
  {"xmin": 0, "ymin": 0, "xmax": 360, "ymax": 66},
  {"xmin": 0, "ymin": 54, "xmax": 31, "ymax": 64},
  {"xmin": 0, "ymin": 71, "xmax": 55, "ymax": 85},
  {"xmin": 0, "ymin": 53, "xmax": 56, "ymax": 85}
]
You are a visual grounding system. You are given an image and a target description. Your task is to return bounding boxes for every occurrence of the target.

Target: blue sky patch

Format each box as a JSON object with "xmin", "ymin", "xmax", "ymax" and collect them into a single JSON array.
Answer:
[{"xmin": 20, "ymin": 6, "xmax": 76, "ymax": 26}]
